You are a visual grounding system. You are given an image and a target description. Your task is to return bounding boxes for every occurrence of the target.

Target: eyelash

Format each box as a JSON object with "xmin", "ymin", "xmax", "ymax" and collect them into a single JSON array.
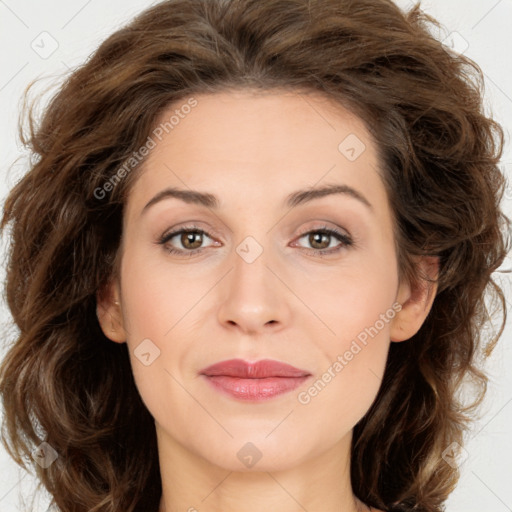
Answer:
[{"xmin": 157, "ymin": 224, "xmax": 354, "ymax": 258}]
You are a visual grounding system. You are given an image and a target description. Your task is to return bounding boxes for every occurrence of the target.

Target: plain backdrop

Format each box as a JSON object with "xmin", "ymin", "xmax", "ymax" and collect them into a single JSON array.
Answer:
[{"xmin": 0, "ymin": 0, "xmax": 511, "ymax": 511}]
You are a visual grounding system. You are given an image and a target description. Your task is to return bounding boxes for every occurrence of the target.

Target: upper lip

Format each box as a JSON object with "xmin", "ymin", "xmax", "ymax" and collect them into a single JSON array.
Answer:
[{"xmin": 200, "ymin": 359, "xmax": 311, "ymax": 378}]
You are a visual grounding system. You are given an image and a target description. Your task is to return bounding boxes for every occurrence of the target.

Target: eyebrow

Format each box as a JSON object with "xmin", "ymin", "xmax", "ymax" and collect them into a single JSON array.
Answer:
[{"xmin": 141, "ymin": 183, "xmax": 373, "ymax": 215}]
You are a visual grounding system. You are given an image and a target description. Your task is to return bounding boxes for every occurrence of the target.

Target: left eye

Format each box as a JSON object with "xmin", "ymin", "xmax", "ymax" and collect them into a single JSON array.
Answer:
[
  {"xmin": 299, "ymin": 229, "xmax": 352, "ymax": 252},
  {"xmin": 295, "ymin": 228, "xmax": 353, "ymax": 252}
]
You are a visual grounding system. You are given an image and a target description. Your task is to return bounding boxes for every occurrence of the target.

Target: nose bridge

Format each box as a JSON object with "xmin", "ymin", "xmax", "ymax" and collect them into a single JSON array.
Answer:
[
  {"xmin": 231, "ymin": 232, "xmax": 275, "ymax": 305},
  {"xmin": 217, "ymin": 230, "xmax": 289, "ymax": 333}
]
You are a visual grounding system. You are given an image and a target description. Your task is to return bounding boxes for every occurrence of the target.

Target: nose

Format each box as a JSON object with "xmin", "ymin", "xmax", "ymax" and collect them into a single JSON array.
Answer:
[{"xmin": 217, "ymin": 237, "xmax": 291, "ymax": 336}]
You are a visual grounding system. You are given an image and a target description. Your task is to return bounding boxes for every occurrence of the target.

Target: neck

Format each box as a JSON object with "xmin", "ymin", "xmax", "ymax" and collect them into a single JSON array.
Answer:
[{"xmin": 155, "ymin": 425, "xmax": 371, "ymax": 512}]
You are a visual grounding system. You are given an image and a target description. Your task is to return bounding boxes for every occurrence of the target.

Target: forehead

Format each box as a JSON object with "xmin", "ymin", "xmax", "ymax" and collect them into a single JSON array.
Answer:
[
  {"xmin": 125, "ymin": 88, "xmax": 388, "ymax": 216},
  {"xmin": 149, "ymin": 88, "xmax": 372, "ymax": 164}
]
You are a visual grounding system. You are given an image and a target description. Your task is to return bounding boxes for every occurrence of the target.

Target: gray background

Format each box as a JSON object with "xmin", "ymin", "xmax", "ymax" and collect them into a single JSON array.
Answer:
[{"xmin": 0, "ymin": 0, "xmax": 511, "ymax": 510}]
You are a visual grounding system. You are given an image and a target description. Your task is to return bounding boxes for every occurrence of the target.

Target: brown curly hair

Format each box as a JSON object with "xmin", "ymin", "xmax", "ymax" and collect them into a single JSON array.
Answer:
[{"xmin": 1, "ymin": 0, "xmax": 510, "ymax": 511}]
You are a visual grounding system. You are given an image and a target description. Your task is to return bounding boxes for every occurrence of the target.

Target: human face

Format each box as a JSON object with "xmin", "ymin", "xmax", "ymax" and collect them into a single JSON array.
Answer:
[{"xmin": 113, "ymin": 89, "xmax": 407, "ymax": 473}]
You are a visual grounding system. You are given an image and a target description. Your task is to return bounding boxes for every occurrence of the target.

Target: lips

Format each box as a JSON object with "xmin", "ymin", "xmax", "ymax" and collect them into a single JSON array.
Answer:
[
  {"xmin": 199, "ymin": 359, "xmax": 311, "ymax": 401},
  {"xmin": 200, "ymin": 358, "xmax": 310, "ymax": 378}
]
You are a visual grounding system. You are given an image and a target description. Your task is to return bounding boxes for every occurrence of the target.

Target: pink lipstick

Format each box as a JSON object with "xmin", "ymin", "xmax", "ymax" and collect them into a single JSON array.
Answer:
[{"xmin": 199, "ymin": 359, "xmax": 311, "ymax": 401}]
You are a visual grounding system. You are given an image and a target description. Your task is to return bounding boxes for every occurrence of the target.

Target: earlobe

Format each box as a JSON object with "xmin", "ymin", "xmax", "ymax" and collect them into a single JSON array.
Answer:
[
  {"xmin": 96, "ymin": 280, "xmax": 127, "ymax": 343},
  {"xmin": 390, "ymin": 255, "xmax": 439, "ymax": 343}
]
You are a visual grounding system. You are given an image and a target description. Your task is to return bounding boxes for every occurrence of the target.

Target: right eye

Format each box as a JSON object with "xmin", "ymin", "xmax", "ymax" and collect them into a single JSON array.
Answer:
[{"xmin": 158, "ymin": 225, "xmax": 218, "ymax": 256}]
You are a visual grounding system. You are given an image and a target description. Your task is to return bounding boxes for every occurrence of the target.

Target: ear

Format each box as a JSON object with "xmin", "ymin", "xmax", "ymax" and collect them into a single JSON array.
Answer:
[
  {"xmin": 96, "ymin": 278, "xmax": 127, "ymax": 343},
  {"xmin": 390, "ymin": 255, "xmax": 439, "ymax": 343}
]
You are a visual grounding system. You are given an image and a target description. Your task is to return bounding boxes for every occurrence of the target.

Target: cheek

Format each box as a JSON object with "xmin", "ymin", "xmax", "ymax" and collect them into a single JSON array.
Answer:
[
  {"xmin": 119, "ymin": 247, "xmax": 198, "ymax": 338},
  {"xmin": 293, "ymin": 258, "xmax": 398, "ymax": 423},
  {"xmin": 302, "ymin": 253, "xmax": 398, "ymax": 357},
  {"xmin": 296, "ymin": 304, "xmax": 393, "ymax": 441},
  {"xmin": 116, "ymin": 250, "xmax": 183, "ymax": 410}
]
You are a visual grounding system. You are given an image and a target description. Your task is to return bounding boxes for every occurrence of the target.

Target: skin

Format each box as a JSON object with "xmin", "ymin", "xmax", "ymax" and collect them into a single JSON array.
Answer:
[{"xmin": 97, "ymin": 89, "xmax": 438, "ymax": 512}]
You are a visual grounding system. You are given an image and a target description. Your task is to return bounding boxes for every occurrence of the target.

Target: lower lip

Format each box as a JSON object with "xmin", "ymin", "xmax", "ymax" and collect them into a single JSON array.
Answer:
[{"xmin": 202, "ymin": 375, "xmax": 311, "ymax": 401}]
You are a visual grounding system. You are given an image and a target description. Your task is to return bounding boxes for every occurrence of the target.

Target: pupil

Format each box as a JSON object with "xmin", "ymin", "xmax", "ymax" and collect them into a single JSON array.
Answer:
[
  {"xmin": 184, "ymin": 232, "xmax": 202, "ymax": 249},
  {"xmin": 311, "ymin": 233, "xmax": 328, "ymax": 249}
]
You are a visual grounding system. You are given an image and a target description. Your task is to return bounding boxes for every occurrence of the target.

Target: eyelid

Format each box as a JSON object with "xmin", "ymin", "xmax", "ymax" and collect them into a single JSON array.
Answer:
[
  {"xmin": 159, "ymin": 221, "xmax": 220, "ymax": 241},
  {"xmin": 295, "ymin": 222, "xmax": 350, "ymax": 238},
  {"xmin": 159, "ymin": 222, "xmax": 350, "ymax": 241}
]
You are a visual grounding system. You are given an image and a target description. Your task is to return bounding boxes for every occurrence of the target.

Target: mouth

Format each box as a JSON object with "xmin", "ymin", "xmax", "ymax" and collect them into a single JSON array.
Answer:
[{"xmin": 199, "ymin": 358, "xmax": 312, "ymax": 401}]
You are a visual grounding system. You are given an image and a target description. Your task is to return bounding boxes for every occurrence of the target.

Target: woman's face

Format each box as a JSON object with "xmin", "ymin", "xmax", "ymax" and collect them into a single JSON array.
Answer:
[{"xmin": 101, "ymin": 89, "xmax": 430, "ymax": 473}]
